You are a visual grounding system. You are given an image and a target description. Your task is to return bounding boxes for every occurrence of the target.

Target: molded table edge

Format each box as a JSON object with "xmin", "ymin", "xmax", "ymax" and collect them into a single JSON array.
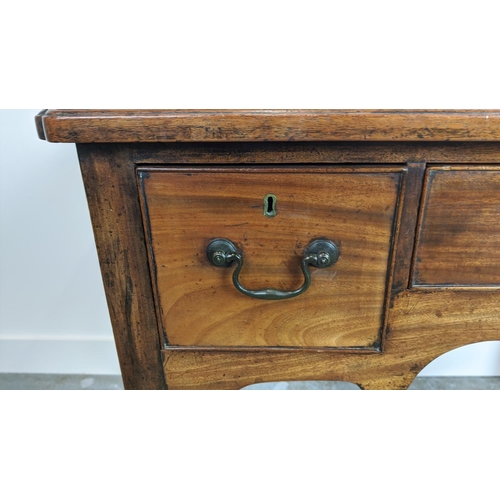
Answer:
[{"xmin": 35, "ymin": 109, "xmax": 500, "ymax": 143}]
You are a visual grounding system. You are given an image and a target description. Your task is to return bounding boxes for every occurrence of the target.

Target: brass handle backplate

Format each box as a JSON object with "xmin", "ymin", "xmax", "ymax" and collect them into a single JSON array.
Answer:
[{"xmin": 207, "ymin": 238, "xmax": 339, "ymax": 300}]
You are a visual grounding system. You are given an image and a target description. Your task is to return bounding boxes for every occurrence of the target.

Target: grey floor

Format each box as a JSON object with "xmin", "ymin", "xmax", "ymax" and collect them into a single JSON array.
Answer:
[{"xmin": 0, "ymin": 373, "xmax": 499, "ymax": 390}]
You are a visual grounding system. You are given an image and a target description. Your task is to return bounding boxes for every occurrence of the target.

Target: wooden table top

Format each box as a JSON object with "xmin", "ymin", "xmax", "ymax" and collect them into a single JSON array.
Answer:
[{"xmin": 36, "ymin": 109, "xmax": 500, "ymax": 143}]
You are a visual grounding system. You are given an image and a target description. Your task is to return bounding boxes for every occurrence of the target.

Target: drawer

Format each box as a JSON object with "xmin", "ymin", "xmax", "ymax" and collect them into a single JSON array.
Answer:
[
  {"xmin": 412, "ymin": 166, "xmax": 500, "ymax": 287},
  {"xmin": 138, "ymin": 166, "xmax": 404, "ymax": 348}
]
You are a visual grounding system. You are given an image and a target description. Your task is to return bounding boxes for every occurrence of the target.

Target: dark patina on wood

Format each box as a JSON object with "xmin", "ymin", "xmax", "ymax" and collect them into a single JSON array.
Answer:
[{"xmin": 412, "ymin": 166, "xmax": 500, "ymax": 288}]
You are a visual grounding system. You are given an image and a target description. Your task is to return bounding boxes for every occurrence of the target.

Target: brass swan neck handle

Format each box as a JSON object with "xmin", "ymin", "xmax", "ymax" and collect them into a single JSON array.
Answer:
[{"xmin": 207, "ymin": 238, "xmax": 339, "ymax": 300}]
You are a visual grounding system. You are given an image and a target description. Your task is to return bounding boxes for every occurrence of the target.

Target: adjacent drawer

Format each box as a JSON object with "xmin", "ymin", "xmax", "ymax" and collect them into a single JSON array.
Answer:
[
  {"xmin": 412, "ymin": 166, "xmax": 500, "ymax": 287},
  {"xmin": 138, "ymin": 166, "xmax": 404, "ymax": 348}
]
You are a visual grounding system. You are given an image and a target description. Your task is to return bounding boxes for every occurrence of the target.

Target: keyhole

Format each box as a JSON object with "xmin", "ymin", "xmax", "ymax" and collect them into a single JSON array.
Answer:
[
  {"xmin": 266, "ymin": 196, "xmax": 273, "ymax": 212},
  {"xmin": 264, "ymin": 194, "xmax": 277, "ymax": 217}
]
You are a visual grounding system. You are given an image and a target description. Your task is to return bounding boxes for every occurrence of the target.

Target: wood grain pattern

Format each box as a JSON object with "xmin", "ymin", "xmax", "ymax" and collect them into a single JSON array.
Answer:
[
  {"xmin": 76, "ymin": 145, "xmax": 166, "ymax": 390},
  {"xmin": 162, "ymin": 290, "xmax": 500, "ymax": 390},
  {"xmin": 139, "ymin": 167, "xmax": 403, "ymax": 348},
  {"xmin": 38, "ymin": 109, "xmax": 500, "ymax": 143},
  {"xmin": 413, "ymin": 167, "xmax": 500, "ymax": 286}
]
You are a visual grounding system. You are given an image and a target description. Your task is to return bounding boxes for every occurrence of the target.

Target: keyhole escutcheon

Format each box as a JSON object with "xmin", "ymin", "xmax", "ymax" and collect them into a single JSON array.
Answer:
[{"xmin": 264, "ymin": 194, "xmax": 277, "ymax": 217}]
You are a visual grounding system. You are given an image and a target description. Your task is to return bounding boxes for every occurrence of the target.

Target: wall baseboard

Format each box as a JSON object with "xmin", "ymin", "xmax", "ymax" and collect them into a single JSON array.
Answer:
[{"xmin": 0, "ymin": 337, "xmax": 121, "ymax": 375}]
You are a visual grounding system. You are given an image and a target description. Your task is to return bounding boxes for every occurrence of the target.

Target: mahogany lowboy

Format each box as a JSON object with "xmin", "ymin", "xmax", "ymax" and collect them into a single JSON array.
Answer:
[{"xmin": 36, "ymin": 110, "xmax": 500, "ymax": 389}]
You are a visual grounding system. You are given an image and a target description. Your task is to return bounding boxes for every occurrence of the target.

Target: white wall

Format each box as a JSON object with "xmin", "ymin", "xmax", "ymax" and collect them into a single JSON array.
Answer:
[
  {"xmin": 0, "ymin": 109, "xmax": 498, "ymax": 376},
  {"xmin": 0, "ymin": 110, "xmax": 120, "ymax": 374}
]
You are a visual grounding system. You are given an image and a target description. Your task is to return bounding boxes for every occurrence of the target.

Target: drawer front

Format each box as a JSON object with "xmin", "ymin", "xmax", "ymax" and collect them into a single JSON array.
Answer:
[
  {"xmin": 413, "ymin": 167, "xmax": 500, "ymax": 287},
  {"xmin": 138, "ymin": 166, "xmax": 403, "ymax": 348}
]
